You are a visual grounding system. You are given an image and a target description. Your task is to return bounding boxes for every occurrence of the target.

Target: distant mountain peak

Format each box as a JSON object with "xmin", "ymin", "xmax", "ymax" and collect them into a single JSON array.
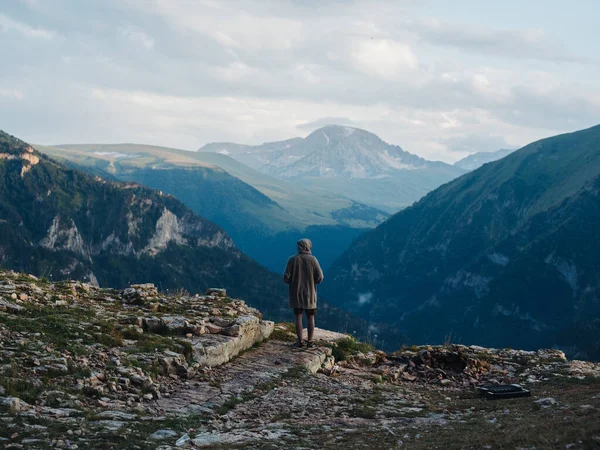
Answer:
[
  {"xmin": 454, "ymin": 148, "xmax": 517, "ymax": 171},
  {"xmin": 306, "ymin": 125, "xmax": 380, "ymax": 144},
  {"xmin": 276, "ymin": 125, "xmax": 430, "ymax": 179}
]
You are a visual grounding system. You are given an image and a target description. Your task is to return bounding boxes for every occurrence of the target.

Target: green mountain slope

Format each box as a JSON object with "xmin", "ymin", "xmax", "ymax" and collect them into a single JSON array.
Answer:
[
  {"xmin": 41, "ymin": 143, "xmax": 385, "ymax": 228},
  {"xmin": 324, "ymin": 124, "xmax": 600, "ymax": 359}
]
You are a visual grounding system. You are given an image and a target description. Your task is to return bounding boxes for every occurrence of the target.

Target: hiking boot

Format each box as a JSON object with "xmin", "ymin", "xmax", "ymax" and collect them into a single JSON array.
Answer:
[
  {"xmin": 305, "ymin": 341, "xmax": 316, "ymax": 349},
  {"xmin": 292, "ymin": 341, "xmax": 304, "ymax": 349}
]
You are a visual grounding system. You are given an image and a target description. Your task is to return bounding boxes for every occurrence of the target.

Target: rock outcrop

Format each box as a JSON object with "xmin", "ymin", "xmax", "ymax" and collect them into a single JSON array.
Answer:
[{"xmin": 1, "ymin": 269, "xmax": 599, "ymax": 449}]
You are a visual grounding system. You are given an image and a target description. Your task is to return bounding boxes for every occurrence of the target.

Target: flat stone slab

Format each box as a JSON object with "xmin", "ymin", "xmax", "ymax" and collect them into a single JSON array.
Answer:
[
  {"xmin": 191, "ymin": 318, "xmax": 274, "ymax": 367},
  {"xmin": 161, "ymin": 340, "xmax": 333, "ymax": 415},
  {"xmin": 303, "ymin": 327, "xmax": 349, "ymax": 343}
]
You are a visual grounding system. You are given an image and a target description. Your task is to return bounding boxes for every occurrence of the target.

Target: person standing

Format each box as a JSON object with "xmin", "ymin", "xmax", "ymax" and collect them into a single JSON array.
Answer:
[{"xmin": 283, "ymin": 238, "xmax": 324, "ymax": 348}]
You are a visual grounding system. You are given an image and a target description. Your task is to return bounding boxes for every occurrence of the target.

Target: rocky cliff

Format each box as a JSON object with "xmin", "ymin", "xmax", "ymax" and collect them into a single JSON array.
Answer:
[{"xmin": 1, "ymin": 269, "xmax": 599, "ymax": 449}]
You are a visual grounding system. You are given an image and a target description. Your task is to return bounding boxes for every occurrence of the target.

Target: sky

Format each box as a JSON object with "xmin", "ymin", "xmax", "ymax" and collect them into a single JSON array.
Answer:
[{"xmin": 1, "ymin": 0, "xmax": 599, "ymax": 163}]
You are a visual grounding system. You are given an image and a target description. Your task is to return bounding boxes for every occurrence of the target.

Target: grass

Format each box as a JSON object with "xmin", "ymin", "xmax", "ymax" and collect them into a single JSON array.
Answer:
[
  {"xmin": 0, "ymin": 306, "xmax": 104, "ymax": 350},
  {"xmin": 270, "ymin": 322, "xmax": 297, "ymax": 342},
  {"xmin": 328, "ymin": 337, "xmax": 374, "ymax": 362},
  {"xmin": 281, "ymin": 366, "xmax": 309, "ymax": 380},
  {"xmin": 127, "ymin": 334, "xmax": 194, "ymax": 363},
  {"xmin": 215, "ymin": 396, "xmax": 245, "ymax": 416}
]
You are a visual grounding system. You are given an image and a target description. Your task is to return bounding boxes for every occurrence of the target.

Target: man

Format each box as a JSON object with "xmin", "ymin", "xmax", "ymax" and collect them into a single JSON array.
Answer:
[{"xmin": 283, "ymin": 238, "xmax": 324, "ymax": 348}]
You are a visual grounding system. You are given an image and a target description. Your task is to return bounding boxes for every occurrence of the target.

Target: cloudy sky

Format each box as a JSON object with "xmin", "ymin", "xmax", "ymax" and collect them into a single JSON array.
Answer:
[{"xmin": 1, "ymin": 0, "xmax": 599, "ymax": 162}]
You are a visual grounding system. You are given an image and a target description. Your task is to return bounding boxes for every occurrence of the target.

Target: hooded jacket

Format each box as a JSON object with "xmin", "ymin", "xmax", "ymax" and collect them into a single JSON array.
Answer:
[{"xmin": 283, "ymin": 239, "xmax": 324, "ymax": 309}]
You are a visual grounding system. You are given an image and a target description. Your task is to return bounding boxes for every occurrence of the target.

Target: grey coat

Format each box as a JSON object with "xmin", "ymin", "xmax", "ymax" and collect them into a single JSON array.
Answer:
[{"xmin": 283, "ymin": 252, "xmax": 324, "ymax": 309}]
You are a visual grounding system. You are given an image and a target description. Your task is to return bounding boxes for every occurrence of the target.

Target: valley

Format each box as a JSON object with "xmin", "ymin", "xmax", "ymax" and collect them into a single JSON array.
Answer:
[{"xmin": 36, "ymin": 142, "xmax": 387, "ymax": 271}]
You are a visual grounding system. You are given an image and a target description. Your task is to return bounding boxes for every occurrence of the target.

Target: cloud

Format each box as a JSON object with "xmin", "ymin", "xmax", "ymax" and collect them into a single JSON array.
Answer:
[
  {"xmin": 351, "ymin": 39, "xmax": 418, "ymax": 79},
  {"xmin": 296, "ymin": 117, "xmax": 361, "ymax": 131},
  {"xmin": 0, "ymin": 88, "xmax": 24, "ymax": 100},
  {"xmin": 0, "ymin": 13, "xmax": 54, "ymax": 39},
  {"xmin": 404, "ymin": 17, "xmax": 591, "ymax": 64},
  {"xmin": 145, "ymin": 0, "xmax": 305, "ymax": 51},
  {"xmin": 1, "ymin": 0, "xmax": 599, "ymax": 164},
  {"xmin": 121, "ymin": 28, "xmax": 155, "ymax": 49},
  {"xmin": 358, "ymin": 292, "xmax": 373, "ymax": 305}
]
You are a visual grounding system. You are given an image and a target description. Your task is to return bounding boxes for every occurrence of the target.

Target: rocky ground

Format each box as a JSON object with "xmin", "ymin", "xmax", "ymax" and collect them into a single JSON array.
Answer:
[{"xmin": 1, "ymin": 269, "xmax": 599, "ymax": 449}]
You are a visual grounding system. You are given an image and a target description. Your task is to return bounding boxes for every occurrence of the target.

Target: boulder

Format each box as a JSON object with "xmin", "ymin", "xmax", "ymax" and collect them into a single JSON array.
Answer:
[
  {"xmin": 0, "ymin": 396, "xmax": 30, "ymax": 413},
  {"xmin": 205, "ymin": 288, "xmax": 226, "ymax": 297}
]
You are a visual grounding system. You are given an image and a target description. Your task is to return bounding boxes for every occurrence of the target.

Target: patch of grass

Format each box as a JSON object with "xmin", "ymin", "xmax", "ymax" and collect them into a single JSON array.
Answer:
[
  {"xmin": 271, "ymin": 322, "xmax": 297, "ymax": 342},
  {"xmin": 131, "ymin": 333, "xmax": 179, "ymax": 354},
  {"xmin": 349, "ymin": 406, "xmax": 377, "ymax": 419},
  {"xmin": 121, "ymin": 326, "xmax": 143, "ymax": 340},
  {"xmin": 282, "ymin": 366, "xmax": 309, "ymax": 380},
  {"xmin": 0, "ymin": 306, "xmax": 106, "ymax": 351},
  {"xmin": 329, "ymin": 337, "xmax": 374, "ymax": 362},
  {"xmin": 278, "ymin": 322, "xmax": 296, "ymax": 333},
  {"xmin": 271, "ymin": 328, "xmax": 296, "ymax": 342},
  {"xmin": 0, "ymin": 376, "xmax": 44, "ymax": 404},
  {"xmin": 95, "ymin": 320, "xmax": 124, "ymax": 347},
  {"xmin": 215, "ymin": 395, "xmax": 245, "ymax": 416}
]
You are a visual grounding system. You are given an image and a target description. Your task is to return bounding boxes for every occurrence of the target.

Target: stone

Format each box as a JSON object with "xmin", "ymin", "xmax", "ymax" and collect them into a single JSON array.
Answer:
[
  {"xmin": 163, "ymin": 316, "xmax": 189, "ymax": 334},
  {"xmin": 96, "ymin": 410, "xmax": 138, "ymax": 420},
  {"xmin": 192, "ymin": 317, "xmax": 274, "ymax": 367},
  {"xmin": 96, "ymin": 420, "xmax": 126, "ymax": 431},
  {"xmin": 205, "ymin": 323, "xmax": 223, "ymax": 334},
  {"xmin": 205, "ymin": 288, "xmax": 226, "ymax": 297},
  {"xmin": 211, "ymin": 317, "xmax": 235, "ymax": 328},
  {"xmin": 0, "ymin": 298, "xmax": 23, "ymax": 313},
  {"xmin": 402, "ymin": 373, "xmax": 417, "ymax": 382},
  {"xmin": 535, "ymin": 397, "xmax": 559, "ymax": 408},
  {"xmin": 143, "ymin": 316, "xmax": 165, "ymax": 332},
  {"xmin": 149, "ymin": 429, "xmax": 178, "ymax": 440},
  {"xmin": 0, "ymin": 397, "xmax": 30, "ymax": 413},
  {"xmin": 121, "ymin": 287, "xmax": 139, "ymax": 303}
]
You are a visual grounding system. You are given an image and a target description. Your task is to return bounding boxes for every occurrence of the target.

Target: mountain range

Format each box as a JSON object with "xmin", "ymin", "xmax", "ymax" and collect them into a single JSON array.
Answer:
[
  {"xmin": 454, "ymin": 148, "xmax": 517, "ymax": 171},
  {"xmin": 36, "ymin": 142, "xmax": 387, "ymax": 272},
  {"xmin": 0, "ymin": 130, "xmax": 366, "ymax": 333},
  {"xmin": 200, "ymin": 125, "xmax": 466, "ymax": 212},
  {"xmin": 324, "ymin": 124, "xmax": 600, "ymax": 359}
]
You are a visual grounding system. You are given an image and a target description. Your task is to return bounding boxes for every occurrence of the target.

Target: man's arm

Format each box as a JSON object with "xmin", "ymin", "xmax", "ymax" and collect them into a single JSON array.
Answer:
[
  {"xmin": 314, "ymin": 257, "xmax": 324, "ymax": 285},
  {"xmin": 283, "ymin": 257, "xmax": 294, "ymax": 284}
]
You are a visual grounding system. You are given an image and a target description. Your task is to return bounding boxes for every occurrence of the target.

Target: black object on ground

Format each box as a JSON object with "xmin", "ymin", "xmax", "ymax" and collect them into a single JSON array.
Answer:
[{"xmin": 478, "ymin": 384, "xmax": 531, "ymax": 399}]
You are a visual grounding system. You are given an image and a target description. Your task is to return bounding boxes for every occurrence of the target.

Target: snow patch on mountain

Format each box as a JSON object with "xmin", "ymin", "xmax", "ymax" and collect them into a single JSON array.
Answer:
[{"xmin": 93, "ymin": 152, "xmax": 139, "ymax": 159}]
